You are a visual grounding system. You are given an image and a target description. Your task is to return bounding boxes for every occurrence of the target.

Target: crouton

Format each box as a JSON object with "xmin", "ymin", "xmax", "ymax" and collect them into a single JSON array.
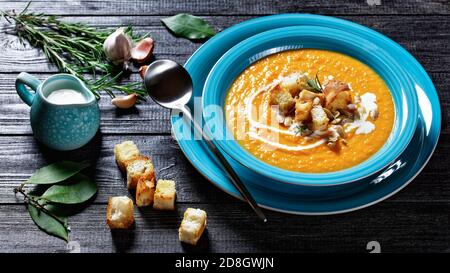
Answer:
[
  {"xmin": 299, "ymin": 89, "xmax": 324, "ymax": 102},
  {"xmin": 136, "ymin": 178, "xmax": 155, "ymax": 207},
  {"xmin": 153, "ymin": 179, "xmax": 176, "ymax": 210},
  {"xmin": 295, "ymin": 100, "xmax": 313, "ymax": 122},
  {"xmin": 327, "ymin": 91, "xmax": 352, "ymax": 111},
  {"xmin": 311, "ymin": 105, "xmax": 329, "ymax": 131},
  {"xmin": 279, "ymin": 73, "xmax": 309, "ymax": 97},
  {"xmin": 323, "ymin": 80, "xmax": 352, "ymax": 111},
  {"xmin": 114, "ymin": 141, "xmax": 140, "ymax": 171},
  {"xmin": 270, "ymin": 85, "xmax": 295, "ymax": 114},
  {"xmin": 179, "ymin": 208, "xmax": 207, "ymax": 245},
  {"xmin": 106, "ymin": 196, "xmax": 134, "ymax": 229},
  {"xmin": 125, "ymin": 156, "xmax": 154, "ymax": 189}
]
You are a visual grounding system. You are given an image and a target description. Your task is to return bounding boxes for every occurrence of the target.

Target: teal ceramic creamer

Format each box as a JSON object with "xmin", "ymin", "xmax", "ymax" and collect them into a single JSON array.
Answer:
[{"xmin": 15, "ymin": 72, "xmax": 100, "ymax": 151}]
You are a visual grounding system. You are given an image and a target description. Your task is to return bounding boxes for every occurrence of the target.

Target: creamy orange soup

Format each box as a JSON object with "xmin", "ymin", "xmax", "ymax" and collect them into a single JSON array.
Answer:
[{"xmin": 225, "ymin": 49, "xmax": 395, "ymax": 173}]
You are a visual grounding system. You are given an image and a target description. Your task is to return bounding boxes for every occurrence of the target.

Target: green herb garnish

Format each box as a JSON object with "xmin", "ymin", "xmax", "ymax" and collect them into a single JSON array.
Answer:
[
  {"xmin": 1, "ymin": 2, "xmax": 147, "ymax": 99},
  {"xmin": 307, "ymin": 73, "xmax": 323, "ymax": 93},
  {"xmin": 161, "ymin": 13, "xmax": 216, "ymax": 40},
  {"xmin": 293, "ymin": 124, "xmax": 310, "ymax": 136}
]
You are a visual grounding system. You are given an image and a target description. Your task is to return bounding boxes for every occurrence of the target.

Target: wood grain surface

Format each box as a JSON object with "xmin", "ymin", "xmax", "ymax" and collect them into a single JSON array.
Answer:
[{"xmin": 0, "ymin": 0, "xmax": 448, "ymax": 253}]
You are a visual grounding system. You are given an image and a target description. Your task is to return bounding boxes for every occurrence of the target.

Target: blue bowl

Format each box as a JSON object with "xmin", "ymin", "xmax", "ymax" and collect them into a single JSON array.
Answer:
[{"xmin": 202, "ymin": 25, "xmax": 418, "ymax": 186}]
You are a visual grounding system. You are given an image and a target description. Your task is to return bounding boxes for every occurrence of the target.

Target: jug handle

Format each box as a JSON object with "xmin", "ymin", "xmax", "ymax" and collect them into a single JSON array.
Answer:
[{"xmin": 15, "ymin": 72, "xmax": 41, "ymax": 106}]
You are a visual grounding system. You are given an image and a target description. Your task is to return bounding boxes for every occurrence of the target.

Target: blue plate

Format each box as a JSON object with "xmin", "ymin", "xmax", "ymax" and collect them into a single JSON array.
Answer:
[
  {"xmin": 202, "ymin": 25, "xmax": 418, "ymax": 186},
  {"xmin": 170, "ymin": 14, "xmax": 441, "ymax": 214}
]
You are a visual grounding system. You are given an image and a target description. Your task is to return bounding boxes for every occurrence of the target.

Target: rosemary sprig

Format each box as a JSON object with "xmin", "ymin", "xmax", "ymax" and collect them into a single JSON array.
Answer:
[
  {"xmin": 307, "ymin": 73, "xmax": 323, "ymax": 93},
  {"xmin": 1, "ymin": 3, "xmax": 146, "ymax": 100}
]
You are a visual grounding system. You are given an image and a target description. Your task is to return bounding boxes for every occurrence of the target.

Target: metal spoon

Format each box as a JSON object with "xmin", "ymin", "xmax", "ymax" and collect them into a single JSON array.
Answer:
[{"xmin": 143, "ymin": 60, "xmax": 267, "ymax": 222}]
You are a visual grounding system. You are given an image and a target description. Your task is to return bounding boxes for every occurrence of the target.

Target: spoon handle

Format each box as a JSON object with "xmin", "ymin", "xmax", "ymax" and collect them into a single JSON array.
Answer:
[{"xmin": 180, "ymin": 105, "xmax": 267, "ymax": 222}]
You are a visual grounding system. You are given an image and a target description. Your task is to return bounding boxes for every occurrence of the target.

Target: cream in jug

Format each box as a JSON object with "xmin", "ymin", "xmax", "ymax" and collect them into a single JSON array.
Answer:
[
  {"xmin": 46, "ymin": 89, "xmax": 87, "ymax": 105},
  {"xmin": 15, "ymin": 72, "xmax": 100, "ymax": 151}
]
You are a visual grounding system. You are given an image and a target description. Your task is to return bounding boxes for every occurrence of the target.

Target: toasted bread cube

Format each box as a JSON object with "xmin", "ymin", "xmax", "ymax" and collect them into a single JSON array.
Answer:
[
  {"xmin": 299, "ymin": 89, "xmax": 324, "ymax": 102},
  {"xmin": 323, "ymin": 80, "xmax": 352, "ymax": 111},
  {"xmin": 280, "ymin": 73, "xmax": 309, "ymax": 97},
  {"xmin": 114, "ymin": 141, "xmax": 140, "ymax": 171},
  {"xmin": 179, "ymin": 208, "xmax": 207, "ymax": 245},
  {"xmin": 106, "ymin": 196, "xmax": 134, "ymax": 229},
  {"xmin": 311, "ymin": 105, "xmax": 329, "ymax": 131},
  {"xmin": 153, "ymin": 179, "xmax": 176, "ymax": 210},
  {"xmin": 326, "ymin": 91, "xmax": 352, "ymax": 111},
  {"xmin": 270, "ymin": 85, "xmax": 295, "ymax": 114},
  {"xmin": 136, "ymin": 178, "xmax": 155, "ymax": 207},
  {"xmin": 125, "ymin": 156, "xmax": 154, "ymax": 189},
  {"xmin": 295, "ymin": 100, "xmax": 313, "ymax": 122}
]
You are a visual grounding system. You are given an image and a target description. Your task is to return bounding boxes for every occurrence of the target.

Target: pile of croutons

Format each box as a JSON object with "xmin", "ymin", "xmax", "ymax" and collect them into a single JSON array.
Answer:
[
  {"xmin": 271, "ymin": 73, "xmax": 360, "ymax": 148},
  {"xmin": 106, "ymin": 140, "xmax": 207, "ymax": 246}
]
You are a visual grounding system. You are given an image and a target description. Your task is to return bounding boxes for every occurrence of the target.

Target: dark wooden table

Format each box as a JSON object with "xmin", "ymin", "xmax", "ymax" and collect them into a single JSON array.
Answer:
[{"xmin": 0, "ymin": 0, "xmax": 448, "ymax": 253}]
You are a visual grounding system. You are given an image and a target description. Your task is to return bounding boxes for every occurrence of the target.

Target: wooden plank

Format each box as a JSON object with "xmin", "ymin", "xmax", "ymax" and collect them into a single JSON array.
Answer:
[
  {"xmin": 0, "ymin": 25, "xmax": 196, "ymax": 73},
  {"xmin": 0, "ymin": 202, "xmax": 447, "ymax": 253},
  {"xmin": 0, "ymin": 0, "xmax": 449, "ymax": 16},
  {"xmin": 0, "ymin": 135, "xmax": 238, "ymax": 204},
  {"xmin": 0, "ymin": 15, "xmax": 448, "ymax": 73},
  {"xmin": 0, "ymin": 73, "xmax": 172, "ymax": 135},
  {"xmin": 0, "ymin": 135, "xmax": 448, "ymax": 205},
  {"xmin": 0, "ymin": 72, "xmax": 448, "ymax": 135}
]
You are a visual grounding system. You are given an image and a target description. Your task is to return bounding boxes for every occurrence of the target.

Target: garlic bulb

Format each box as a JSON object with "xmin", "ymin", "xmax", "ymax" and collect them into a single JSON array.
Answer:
[{"xmin": 103, "ymin": 27, "xmax": 133, "ymax": 66}]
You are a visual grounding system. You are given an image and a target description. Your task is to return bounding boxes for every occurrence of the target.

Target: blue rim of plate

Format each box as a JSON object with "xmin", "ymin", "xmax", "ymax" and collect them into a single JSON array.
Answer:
[
  {"xmin": 170, "ymin": 14, "xmax": 441, "ymax": 214},
  {"xmin": 202, "ymin": 25, "xmax": 418, "ymax": 186}
]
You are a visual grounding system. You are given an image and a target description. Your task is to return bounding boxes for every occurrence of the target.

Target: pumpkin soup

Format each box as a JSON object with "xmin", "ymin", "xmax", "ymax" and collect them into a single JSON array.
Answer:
[{"xmin": 225, "ymin": 49, "xmax": 395, "ymax": 173}]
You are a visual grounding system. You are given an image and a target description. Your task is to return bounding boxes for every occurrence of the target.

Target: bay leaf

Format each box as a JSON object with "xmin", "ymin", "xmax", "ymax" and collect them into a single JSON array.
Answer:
[
  {"xmin": 43, "ymin": 203, "xmax": 82, "ymax": 217},
  {"xmin": 27, "ymin": 203, "xmax": 69, "ymax": 241},
  {"xmin": 161, "ymin": 13, "xmax": 216, "ymax": 40},
  {"xmin": 41, "ymin": 174, "xmax": 97, "ymax": 204},
  {"xmin": 26, "ymin": 161, "xmax": 90, "ymax": 184}
]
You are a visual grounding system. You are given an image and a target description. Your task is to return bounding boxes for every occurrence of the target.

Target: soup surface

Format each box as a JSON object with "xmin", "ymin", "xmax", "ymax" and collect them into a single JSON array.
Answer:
[{"xmin": 225, "ymin": 49, "xmax": 395, "ymax": 173}]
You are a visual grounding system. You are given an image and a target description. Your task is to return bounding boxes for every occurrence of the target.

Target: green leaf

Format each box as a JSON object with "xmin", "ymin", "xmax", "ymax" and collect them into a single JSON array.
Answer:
[
  {"xmin": 27, "ymin": 203, "xmax": 69, "ymax": 242},
  {"xmin": 43, "ymin": 202, "xmax": 82, "ymax": 217},
  {"xmin": 41, "ymin": 174, "xmax": 97, "ymax": 204},
  {"xmin": 307, "ymin": 73, "xmax": 323, "ymax": 93},
  {"xmin": 307, "ymin": 79, "xmax": 321, "ymax": 93},
  {"xmin": 26, "ymin": 161, "xmax": 90, "ymax": 185},
  {"xmin": 161, "ymin": 13, "xmax": 216, "ymax": 40}
]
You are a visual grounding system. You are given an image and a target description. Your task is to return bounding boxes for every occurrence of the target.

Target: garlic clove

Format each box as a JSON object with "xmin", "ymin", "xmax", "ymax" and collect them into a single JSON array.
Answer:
[
  {"xmin": 103, "ymin": 27, "xmax": 133, "ymax": 66},
  {"xmin": 111, "ymin": 93, "xmax": 138, "ymax": 109},
  {"xmin": 139, "ymin": 65, "xmax": 148, "ymax": 79},
  {"xmin": 131, "ymin": 38, "xmax": 154, "ymax": 64}
]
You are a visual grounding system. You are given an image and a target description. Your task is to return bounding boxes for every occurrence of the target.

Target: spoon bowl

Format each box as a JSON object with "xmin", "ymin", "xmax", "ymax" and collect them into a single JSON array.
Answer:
[{"xmin": 143, "ymin": 60, "xmax": 192, "ymax": 109}]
